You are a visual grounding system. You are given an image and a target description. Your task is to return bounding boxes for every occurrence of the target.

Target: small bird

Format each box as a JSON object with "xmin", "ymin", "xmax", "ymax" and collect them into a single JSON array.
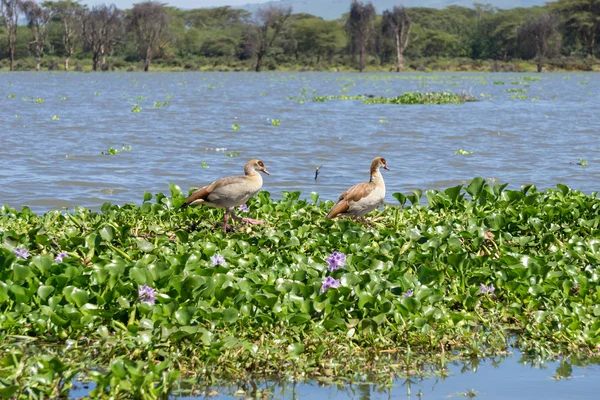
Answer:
[
  {"xmin": 181, "ymin": 159, "xmax": 270, "ymax": 232},
  {"xmin": 326, "ymin": 157, "xmax": 389, "ymax": 220}
]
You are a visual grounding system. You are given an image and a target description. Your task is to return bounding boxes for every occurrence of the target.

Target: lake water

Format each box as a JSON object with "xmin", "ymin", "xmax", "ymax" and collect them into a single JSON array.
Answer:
[
  {"xmin": 1, "ymin": 71, "xmax": 599, "ymax": 214},
  {"xmin": 68, "ymin": 349, "xmax": 600, "ymax": 399}
]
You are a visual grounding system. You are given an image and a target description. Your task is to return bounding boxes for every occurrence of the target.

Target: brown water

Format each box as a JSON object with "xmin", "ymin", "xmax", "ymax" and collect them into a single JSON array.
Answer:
[{"xmin": 1, "ymin": 71, "xmax": 598, "ymax": 214}]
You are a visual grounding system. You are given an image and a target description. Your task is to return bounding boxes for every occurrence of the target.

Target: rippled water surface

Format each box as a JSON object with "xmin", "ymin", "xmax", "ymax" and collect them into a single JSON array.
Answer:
[{"xmin": 1, "ymin": 71, "xmax": 598, "ymax": 213}]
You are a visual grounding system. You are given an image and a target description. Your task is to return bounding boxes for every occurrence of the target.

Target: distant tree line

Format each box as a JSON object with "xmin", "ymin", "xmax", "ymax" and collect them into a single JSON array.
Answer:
[{"xmin": 0, "ymin": 0, "xmax": 599, "ymax": 72}]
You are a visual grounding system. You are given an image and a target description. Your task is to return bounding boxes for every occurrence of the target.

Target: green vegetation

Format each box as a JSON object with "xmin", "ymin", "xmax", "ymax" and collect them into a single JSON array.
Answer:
[
  {"xmin": 232, "ymin": 124, "xmax": 240, "ymax": 131},
  {"xmin": 0, "ymin": 1, "xmax": 599, "ymax": 72},
  {"xmin": 1, "ymin": 179, "xmax": 600, "ymax": 397},
  {"xmin": 101, "ymin": 145, "xmax": 131, "ymax": 156},
  {"xmin": 131, "ymin": 103, "xmax": 142, "ymax": 113},
  {"xmin": 311, "ymin": 92, "xmax": 475, "ymax": 105},
  {"xmin": 455, "ymin": 149, "xmax": 474, "ymax": 155}
]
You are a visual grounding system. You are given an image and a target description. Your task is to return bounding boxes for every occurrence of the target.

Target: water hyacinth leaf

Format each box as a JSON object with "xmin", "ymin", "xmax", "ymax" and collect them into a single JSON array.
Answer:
[
  {"xmin": 32, "ymin": 255, "xmax": 53, "ymax": 273},
  {"xmin": 71, "ymin": 288, "xmax": 89, "ymax": 307},
  {"xmin": 13, "ymin": 264, "xmax": 32, "ymax": 281},
  {"xmin": 402, "ymin": 297, "xmax": 421, "ymax": 312},
  {"xmin": 111, "ymin": 359, "xmax": 127, "ymax": 379},
  {"xmin": 37, "ymin": 285, "xmax": 54, "ymax": 300},
  {"xmin": 310, "ymin": 192, "xmax": 319, "ymax": 203},
  {"xmin": 392, "ymin": 192, "xmax": 407, "ymax": 207},
  {"xmin": 444, "ymin": 184, "xmax": 463, "ymax": 202},
  {"xmin": 99, "ymin": 225, "xmax": 116, "ymax": 242},
  {"xmin": 175, "ymin": 307, "xmax": 194, "ymax": 325},
  {"xmin": 289, "ymin": 313, "xmax": 311, "ymax": 325},
  {"xmin": 407, "ymin": 190, "xmax": 422, "ymax": 205},
  {"xmin": 288, "ymin": 343, "xmax": 304, "ymax": 356},
  {"xmin": 341, "ymin": 273, "xmax": 361, "ymax": 287},
  {"xmin": 358, "ymin": 293, "xmax": 376, "ymax": 309},
  {"xmin": 0, "ymin": 386, "xmax": 19, "ymax": 398},
  {"xmin": 466, "ymin": 177, "xmax": 486, "ymax": 199},
  {"xmin": 557, "ymin": 183, "xmax": 569, "ymax": 195},
  {"xmin": 143, "ymin": 191, "xmax": 152, "ymax": 202},
  {"xmin": 222, "ymin": 308, "xmax": 239, "ymax": 323},
  {"xmin": 136, "ymin": 238, "xmax": 155, "ymax": 252}
]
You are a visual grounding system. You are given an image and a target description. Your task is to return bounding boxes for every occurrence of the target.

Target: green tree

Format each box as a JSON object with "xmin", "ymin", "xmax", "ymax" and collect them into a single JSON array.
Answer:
[
  {"xmin": 554, "ymin": 0, "xmax": 600, "ymax": 56},
  {"xmin": 294, "ymin": 17, "xmax": 344, "ymax": 64},
  {"xmin": 23, "ymin": 1, "xmax": 53, "ymax": 71},
  {"xmin": 1, "ymin": 0, "xmax": 25, "ymax": 71},
  {"xmin": 44, "ymin": 0, "xmax": 83, "ymax": 71}
]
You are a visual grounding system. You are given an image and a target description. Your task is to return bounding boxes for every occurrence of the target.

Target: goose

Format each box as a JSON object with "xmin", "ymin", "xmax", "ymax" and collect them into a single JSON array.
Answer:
[
  {"xmin": 181, "ymin": 159, "xmax": 269, "ymax": 232},
  {"xmin": 326, "ymin": 157, "xmax": 389, "ymax": 220}
]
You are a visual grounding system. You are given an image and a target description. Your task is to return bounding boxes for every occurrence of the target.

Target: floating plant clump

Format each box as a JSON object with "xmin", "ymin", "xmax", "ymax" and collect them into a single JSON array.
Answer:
[{"xmin": 1, "ymin": 178, "xmax": 599, "ymax": 396}]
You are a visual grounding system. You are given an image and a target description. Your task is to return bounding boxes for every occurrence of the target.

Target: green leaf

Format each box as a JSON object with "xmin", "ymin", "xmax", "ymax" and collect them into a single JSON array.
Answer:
[
  {"xmin": 466, "ymin": 177, "xmax": 486, "ymax": 199},
  {"xmin": 99, "ymin": 225, "xmax": 116, "ymax": 242},
  {"xmin": 222, "ymin": 308, "xmax": 239, "ymax": 323},
  {"xmin": 71, "ymin": 288, "xmax": 89, "ymax": 307},
  {"xmin": 143, "ymin": 191, "xmax": 152, "ymax": 202},
  {"xmin": 358, "ymin": 293, "xmax": 375, "ymax": 309},
  {"xmin": 32, "ymin": 255, "xmax": 52, "ymax": 272},
  {"xmin": 288, "ymin": 343, "xmax": 304, "ymax": 356},
  {"xmin": 401, "ymin": 297, "xmax": 421, "ymax": 312},
  {"xmin": 136, "ymin": 238, "xmax": 155, "ymax": 252},
  {"xmin": 13, "ymin": 264, "xmax": 32, "ymax": 281},
  {"xmin": 392, "ymin": 192, "xmax": 407, "ymax": 207},
  {"xmin": 37, "ymin": 285, "xmax": 54, "ymax": 300},
  {"xmin": 111, "ymin": 359, "xmax": 127, "ymax": 379},
  {"xmin": 444, "ymin": 184, "xmax": 463, "ymax": 202}
]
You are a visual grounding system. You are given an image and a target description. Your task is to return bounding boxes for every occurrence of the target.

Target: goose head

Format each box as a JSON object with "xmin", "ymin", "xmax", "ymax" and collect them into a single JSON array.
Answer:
[
  {"xmin": 245, "ymin": 159, "xmax": 270, "ymax": 175},
  {"xmin": 371, "ymin": 156, "xmax": 390, "ymax": 172}
]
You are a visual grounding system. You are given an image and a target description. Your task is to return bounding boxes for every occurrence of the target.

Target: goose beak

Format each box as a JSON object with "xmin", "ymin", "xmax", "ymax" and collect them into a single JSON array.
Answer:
[
  {"xmin": 261, "ymin": 168, "xmax": 270, "ymax": 175},
  {"xmin": 383, "ymin": 165, "xmax": 390, "ymax": 171}
]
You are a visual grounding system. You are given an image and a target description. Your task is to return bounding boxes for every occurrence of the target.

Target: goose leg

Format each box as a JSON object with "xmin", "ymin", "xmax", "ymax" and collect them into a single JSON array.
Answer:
[
  {"xmin": 231, "ymin": 210, "xmax": 263, "ymax": 225},
  {"xmin": 222, "ymin": 212, "xmax": 229, "ymax": 232}
]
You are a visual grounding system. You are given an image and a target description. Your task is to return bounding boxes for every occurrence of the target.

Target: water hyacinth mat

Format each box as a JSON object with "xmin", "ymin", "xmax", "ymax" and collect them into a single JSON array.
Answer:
[{"xmin": 1, "ymin": 177, "xmax": 600, "ymax": 397}]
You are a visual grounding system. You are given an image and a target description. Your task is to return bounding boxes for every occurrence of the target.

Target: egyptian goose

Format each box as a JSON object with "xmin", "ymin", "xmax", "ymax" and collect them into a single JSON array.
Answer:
[
  {"xmin": 181, "ymin": 159, "xmax": 270, "ymax": 232},
  {"xmin": 326, "ymin": 157, "xmax": 389, "ymax": 219}
]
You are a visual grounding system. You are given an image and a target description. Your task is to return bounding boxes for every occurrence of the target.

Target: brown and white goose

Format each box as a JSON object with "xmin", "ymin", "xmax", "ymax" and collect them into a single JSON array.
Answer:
[
  {"xmin": 326, "ymin": 157, "xmax": 389, "ymax": 220},
  {"xmin": 181, "ymin": 159, "xmax": 270, "ymax": 232}
]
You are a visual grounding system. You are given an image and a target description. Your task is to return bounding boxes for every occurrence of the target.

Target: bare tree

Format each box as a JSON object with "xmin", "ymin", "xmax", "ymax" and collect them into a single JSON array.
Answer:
[
  {"xmin": 518, "ymin": 14, "xmax": 559, "ymax": 73},
  {"xmin": 249, "ymin": 5, "xmax": 292, "ymax": 72},
  {"xmin": 79, "ymin": 4, "xmax": 124, "ymax": 71},
  {"xmin": 23, "ymin": 1, "xmax": 53, "ymax": 71},
  {"xmin": 1, "ymin": 0, "xmax": 24, "ymax": 71},
  {"xmin": 44, "ymin": 0, "xmax": 82, "ymax": 71},
  {"xmin": 346, "ymin": 0, "xmax": 376, "ymax": 72},
  {"xmin": 131, "ymin": 1, "xmax": 170, "ymax": 71},
  {"xmin": 382, "ymin": 6, "xmax": 412, "ymax": 72}
]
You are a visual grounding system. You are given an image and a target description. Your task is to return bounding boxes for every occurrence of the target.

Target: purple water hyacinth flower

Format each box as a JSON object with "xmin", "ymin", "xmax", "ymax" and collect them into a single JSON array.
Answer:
[
  {"xmin": 210, "ymin": 254, "xmax": 226, "ymax": 266},
  {"xmin": 480, "ymin": 283, "xmax": 495, "ymax": 295},
  {"xmin": 13, "ymin": 247, "xmax": 30, "ymax": 259},
  {"xmin": 238, "ymin": 204, "xmax": 249, "ymax": 213},
  {"xmin": 138, "ymin": 285, "xmax": 157, "ymax": 305},
  {"xmin": 327, "ymin": 251, "xmax": 346, "ymax": 272},
  {"xmin": 321, "ymin": 276, "xmax": 341, "ymax": 293},
  {"xmin": 55, "ymin": 252, "xmax": 68, "ymax": 263},
  {"xmin": 402, "ymin": 289, "xmax": 414, "ymax": 298}
]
